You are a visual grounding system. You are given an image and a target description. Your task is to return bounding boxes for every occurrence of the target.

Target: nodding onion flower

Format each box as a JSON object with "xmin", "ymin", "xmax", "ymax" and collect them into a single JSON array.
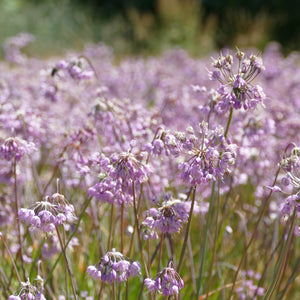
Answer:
[
  {"xmin": 209, "ymin": 49, "xmax": 266, "ymax": 112},
  {"xmin": 144, "ymin": 261, "xmax": 184, "ymax": 296},
  {"xmin": 87, "ymin": 249, "xmax": 141, "ymax": 283},
  {"xmin": 18, "ymin": 193, "xmax": 76, "ymax": 233}
]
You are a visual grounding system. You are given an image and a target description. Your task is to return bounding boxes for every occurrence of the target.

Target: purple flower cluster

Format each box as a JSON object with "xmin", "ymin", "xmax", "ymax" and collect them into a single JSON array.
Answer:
[
  {"xmin": 87, "ymin": 249, "xmax": 141, "ymax": 283},
  {"xmin": 144, "ymin": 263, "xmax": 184, "ymax": 296},
  {"xmin": 0, "ymin": 137, "xmax": 37, "ymax": 161},
  {"xmin": 178, "ymin": 122, "xmax": 237, "ymax": 186},
  {"xmin": 143, "ymin": 194, "xmax": 190, "ymax": 234},
  {"xmin": 274, "ymin": 145, "xmax": 300, "ymax": 229},
  {"xmin": 145, "ymin": 129, "xmax": 182, "ymax": 157},
  {"xmin": 53, "ymin": 57, "xmax": 95, "ymax": 81},
  {"xmin": 88, "ymin": 151, "xmax": 150, "ymax": 205},
  {"xmin": 18, "ymin": 193, "xmax": 76, "ymax": 233},
  {"xmin": 8, "ymin": 276, "xmax": 46, "ymax": 300},
  {"xmin": 210, "ymin": 49, "xmax": 265, "ymax": 112},
  {"xmin": 235, "ymin": 270, "xmax": 264, "ymax": 299}
]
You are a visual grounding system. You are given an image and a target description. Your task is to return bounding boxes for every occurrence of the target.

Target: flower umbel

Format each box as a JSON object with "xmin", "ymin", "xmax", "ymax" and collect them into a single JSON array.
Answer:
[
  {"xmin": 8, "ymin": 276, "xmax": 46, "ymax": 300},
  {"xmin": 18, "ymin": 193, "xmax": 76, "ymax": 233},
  {"xmin": 210, "ymin": 49, "xmax": 265, "ymax": 112},
  {"xmin": 144, "ymin": 261, "xmax": 184, "ymax": 296},
  {"xmin": 87, "ymin": 249, "xmax": 141, "ymax": 283},
  {"xmin": 0, "ymin": 137, "xmax": 36, "ymax": 161},
  {"xmin": 178, "ymin": 122, "xmax": 236, "ymax": 186},
  {"xmin": 143, "ymin": 194, "xmax": 190, "ymax": 234}
]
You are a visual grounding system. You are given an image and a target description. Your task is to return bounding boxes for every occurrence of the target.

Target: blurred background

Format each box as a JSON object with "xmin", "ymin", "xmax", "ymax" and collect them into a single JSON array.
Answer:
[{"xmin": 0, "ymin": 0, "xmax": 299, "ymax": 58}]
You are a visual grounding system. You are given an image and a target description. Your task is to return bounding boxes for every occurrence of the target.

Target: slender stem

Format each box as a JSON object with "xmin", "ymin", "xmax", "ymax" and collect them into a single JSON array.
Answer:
[
  {"xmin": 132, "ymin": 182, "xmax": 149, "ymax": 277},
  {"xmin": 121, "ymin": 203, "xmax": 124, "ymax": 252},
  {"xmin": 117, "ymin": 282, "xmax": 121, "ymax": 300},
  {"xmin": 187, "ymin": 234, "xmax": 196, "ymax": 294},
  {"xmin": 98, "ymin": 281, "xmax": 104, "ymax": 300},
  {"xmin": 29, "ymin": 238, "xmax": 46, "ymax": 279},
  {"xmin": 56, "ymin": 227, "xmax": 77, "ymax": 300},
  {"xmin": 198, "ymin": 280, "xmax": 243, "ymax": 299},
  {"xmin": 147, "ymin": 239, "xmax": 151, "ymax": 275},
  {"xmin": 125, "ymin": 280, "xmax": 129, "ymax": 300},
  {"xmin": 45, "ymin": 197, "xmax": 93, "ymax": 285},
  {"xmin": 13, "ymin": 158, "xmax": 26, "ymax": 280},
  {"xmin": 206, "ymin": 182, "xmax": 221, "ymax": 298},
  {"xmin": 196, "ymin": 181, "xmax": 216, "ymax": 297},
  {"xmin": 112, "ymin": 282, "xmax": 116, "ymax": 300},
  {"xmin": 177, "ymin": 186, "xmax": 196, "ymax": 272},
  {"xmin": 0, "ymin": 233, "xmax": 22, "ymax": 284},
  {"xmin": 196, "ymin": 103, "xmax": 233, "ymax": 297},
  {"xmin": 263, "ymin": 209, "xmax": 297, "ymax": 300},
  {"xmin": 0, "ymin": 266, "xmax": 11, "ymax": 297},
  {"xmin": 157, "ymin": 233, "xmax": 164, "ymax": 273},
  {"xmin": 128, "ymin": 182, "xmax": 144, "ymax": 257},
  {"xmin": 276, "ymin": 257, "xmax": 300, "ymax": 299},
  {"xmin": 62, "ymin": 229, "xmax": 69, "ymax": 300},
  {"xmin": 41, "ymin": 145, "xmax": 69, "ymax": 198},
  {"xmin": 137, "ymin": 276, "xmax": 146, "ymax": 300},
  {"xmin": 224, "ymin": 107, "xmax": 233, "ymax": 139},
  {"xmin": 107, "ymin": 204, "xmax": 115, "ymax": 251},
  {"xmin": 228, "ymin": 166, "xmax": 281, "ymax": 299}
]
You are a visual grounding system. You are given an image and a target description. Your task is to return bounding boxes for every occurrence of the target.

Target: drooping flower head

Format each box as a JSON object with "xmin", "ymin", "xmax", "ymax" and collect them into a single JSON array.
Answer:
[
  {"xmin": 144, "ymin": 261, "xmax": 184, "ymax": 296},
  {"xmin": 210, "ymin": 49, "xmax": 266, "ymax": 112},
  {"xmin": 143, "ymin": 193, "xmax": 190, "ymax": 235},
  {"xmin": 88, "ymin": 150, "xmax": 150, "ymax": 205},
  {"xmin": 87, "ymin": 249, "xmax": 141, "ymax": 283},
  {"xmin": 274, "ymin": 144, "xmax": 300, "ymax": 234},
  {"xmin": 52, "ymin": 57, "xmax": 95, "ymax": 80},
  {"xmin": 110, "ymin": 151, "xmax": 150, "ymax": 183},
  {"xmin": 0, "ymin": 137, "xmax": 36, "ymax": 161},
  {"xmin": 18, "ymin": 193, "xmax": 76, "ymax": 233},
  {"xmin": 8, "ymin": 276, "xmax": 46, "ymax": 300}
]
